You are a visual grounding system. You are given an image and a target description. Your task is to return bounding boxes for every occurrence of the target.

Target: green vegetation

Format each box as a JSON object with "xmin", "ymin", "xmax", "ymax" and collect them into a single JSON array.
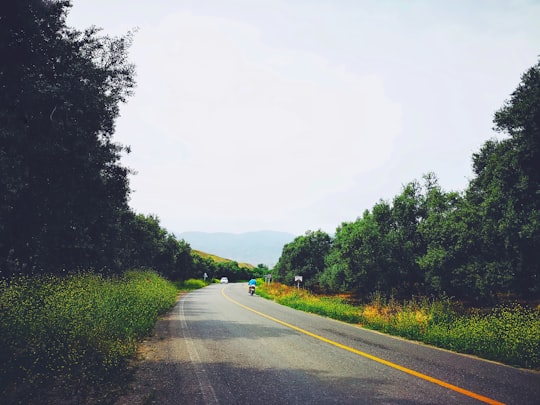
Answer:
[
  {"xmin": 267, "ymin": 58, "xmax": 540, "ymax": 374},
  {"xmin": 424, "ymin": 303, "xmax": 540, "ymax": 369},
  {"xmin": 1, "ymin": 0, "xmax": 135, "ymax": 277},
  {"xmin": 257, "ymin": 283, "xmax": 540, "ymax": 369},
  {"xmin": 0, "ymin": 270, "xmax": 180, "ymax": 402},
  {"xmin": 0, "ymin": 2, "xmax": 217, "ymax": 283},
  {"xmin": 192, "ymin": 250, "xmax": 254, "ymax": 270},
  {"xmin": 179, "ymin": 278, "xmax": 209, "ymax": 289},
  {"xmin": 0, "ymin": 4, "xmax": 261, "ymax": 402},
  {"xmin": 274, "ymin": 58, "xmax": 540, "ymax": 304},
  {"xmin": 1, "ymin": 2, "xmax": 538, "ymax": 401},
  {"xmin": 192, "ymin": 251, "xmax": 268, "ymax": 283},
  {"xmin": 270, "ymin": 65, "xmax": 540, "ymax": 367},
  {"xmin": 273, "ymin": 59, "xmax": 540, "ymax": 305}
]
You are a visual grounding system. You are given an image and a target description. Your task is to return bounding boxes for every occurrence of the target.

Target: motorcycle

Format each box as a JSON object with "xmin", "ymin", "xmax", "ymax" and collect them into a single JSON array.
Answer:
[{"xmin": 249, "ymin": 285, "xmax": 256, "ymax": 296}]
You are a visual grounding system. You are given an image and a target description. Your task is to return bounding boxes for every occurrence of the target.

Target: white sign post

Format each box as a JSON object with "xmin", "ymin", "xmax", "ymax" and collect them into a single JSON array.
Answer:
[{"xmin": 294, "ymin": 275, "xmax": 303, "ymax": 290}]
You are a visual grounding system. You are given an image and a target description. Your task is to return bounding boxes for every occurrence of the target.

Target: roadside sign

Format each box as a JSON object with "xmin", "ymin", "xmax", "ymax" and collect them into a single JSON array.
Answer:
[{"xmin": 294, "ymin": 275, "xmax": 302, "ymax": 289}]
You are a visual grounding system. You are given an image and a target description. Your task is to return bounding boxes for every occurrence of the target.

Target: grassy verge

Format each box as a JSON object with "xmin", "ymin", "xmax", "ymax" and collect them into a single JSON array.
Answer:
[
  {"xmin": 0, "ymin": 270, "xmax": 186, "ymax": 402},
  {"xmin": 177, "ymin": 278, "xmax": 210, "ymax": 290},
  {"xmin": 257, "ymin": 282, "xmax": 540, "ymax": 369}
]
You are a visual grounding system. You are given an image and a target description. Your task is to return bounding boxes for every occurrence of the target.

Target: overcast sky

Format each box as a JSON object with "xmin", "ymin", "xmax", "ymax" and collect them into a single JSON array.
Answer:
[{"xmin": 66, "ymin": 0, "xmax": 540, "ymax": 236}]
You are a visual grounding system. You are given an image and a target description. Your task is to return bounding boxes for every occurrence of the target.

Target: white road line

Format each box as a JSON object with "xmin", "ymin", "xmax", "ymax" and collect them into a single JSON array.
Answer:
[{"xmin": 179, "ymin": 296, "xmax": 219, "ymax": 404}]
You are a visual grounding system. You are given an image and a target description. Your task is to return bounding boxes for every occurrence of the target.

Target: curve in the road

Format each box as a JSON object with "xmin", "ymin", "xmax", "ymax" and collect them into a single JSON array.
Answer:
[{"xmin": 221, "ymin": 286, "xmax": 504, "ymax": 405}]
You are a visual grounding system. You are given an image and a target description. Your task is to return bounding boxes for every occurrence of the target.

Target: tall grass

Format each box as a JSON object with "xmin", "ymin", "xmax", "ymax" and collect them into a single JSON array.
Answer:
[
  {"xmin": 178, "ymin": 278, "xmax": 209, "ymax": 290},
  {"xmin": 0, "ymin": 270, "xmax": 179, "ymax": 400},
  {"xmin": 424, "ymin": 303, "xmax": 540, "ymax": 368},
  {"xmin": 257, "ymin": 285, "xmax": 362, "ymax": 323},
  {"xmin": 258, "ymin": 283, "xmax": 540, "ymax": 369}
]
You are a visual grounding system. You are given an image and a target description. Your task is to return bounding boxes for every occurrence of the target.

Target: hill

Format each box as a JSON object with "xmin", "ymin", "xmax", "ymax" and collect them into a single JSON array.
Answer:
[
  {"xmin": 177, "ymin": 231, "xmax": 296, "ymax": 267},
  {"xmin": 191, "ymin": 250, "xmax": 254, "ymax": 269}
]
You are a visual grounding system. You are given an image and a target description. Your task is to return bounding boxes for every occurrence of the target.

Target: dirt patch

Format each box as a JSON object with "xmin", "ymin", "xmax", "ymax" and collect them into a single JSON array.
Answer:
[{"xmin": 113, "ymin": 302, "xmax": 182, "ymax": 405}]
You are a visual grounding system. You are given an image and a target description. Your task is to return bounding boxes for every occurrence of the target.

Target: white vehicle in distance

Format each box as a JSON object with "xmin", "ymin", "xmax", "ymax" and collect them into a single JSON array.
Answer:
[{"xmin": 220, "ymin": 277, "xmax": 229, "ymax": 284}]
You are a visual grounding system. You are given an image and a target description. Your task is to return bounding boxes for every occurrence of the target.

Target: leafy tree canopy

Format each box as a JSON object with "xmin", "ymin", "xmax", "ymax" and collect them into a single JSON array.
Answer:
[
  {"xmin": 274, "ymin": 230, "xmax": 331, "ymax": 288},
  {"xmin": 1, "ymin": 0, "xmax": 135, "ymax": 275},
  {"xmin": 464, "ymin": 59, "xmax": 540, "ymax": 298}
]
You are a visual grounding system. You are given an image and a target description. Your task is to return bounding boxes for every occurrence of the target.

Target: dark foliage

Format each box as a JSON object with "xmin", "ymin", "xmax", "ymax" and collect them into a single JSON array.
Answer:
[
  {"xmin": 1, "ymin": 0, "xmax": 134, "ymax": 275},
  {"xmin": 276, "ymin": 60, "xmax": 540, "ymax": 303},
  {"xmin": 273, "ymin": 230, "xmax": 332, "ymax": 288},
  {"xmin": 0, "ymin": 1, "xmax": 209, "ymax": 281}
]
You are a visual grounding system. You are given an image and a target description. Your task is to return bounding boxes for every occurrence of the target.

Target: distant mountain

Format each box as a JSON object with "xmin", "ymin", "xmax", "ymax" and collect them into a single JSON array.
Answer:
[{"xmin": 176, "ymin": 231, "xmax": 296, "ymax": 267}]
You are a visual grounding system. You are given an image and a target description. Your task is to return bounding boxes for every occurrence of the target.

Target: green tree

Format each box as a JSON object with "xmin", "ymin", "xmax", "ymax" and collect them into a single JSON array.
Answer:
[
  {"xmin": 321, "ymin": 176, "xmax": 441, "ymax": 298},
  {"xmin": 321, "ymin": 211, "xmax": 379, "ymax": 294},
  {"xmin": 416, "ymin": 176, "xmax": 466, "ymax": 296},
  {"xmin": 321, "ymin": 202, "xmax": 404, "ymax": 296},
  {"xmin": 463, "ymin": 59, "xmax": 540, "ymax": 299},
  {"xmin": 0, "ymin": 0, "xmax": 135, "ymax": 276},
  {"xmin": 297, "ymin": 60, "xmax": 540, "ymax": 302},
  {"xmin": 274, "ymin": 230, "xmax": 331, "ymax": 288},
  {"xmin": 387, "ymin": 180, "xmax": 427, "ymax": 295},
  {"xmin": 253, "ymin": 263, "xmax": 269, "ymax": 278},
  {"xmin": 174, "ymin": 238, "xmax": 196, "ymax": 280},
  {"xmin": 116, "ymin": 214, "xmax": 195, "ymax": 280},
  {"xmin": 192, "ymin": 254, "xmax": 218, "ymax": 281}
]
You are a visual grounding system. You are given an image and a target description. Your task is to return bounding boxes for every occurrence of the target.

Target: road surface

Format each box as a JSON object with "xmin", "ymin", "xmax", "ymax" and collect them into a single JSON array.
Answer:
[{"xmin": 142, "ymin": 283, "xmax": 540, "ymax": 404}]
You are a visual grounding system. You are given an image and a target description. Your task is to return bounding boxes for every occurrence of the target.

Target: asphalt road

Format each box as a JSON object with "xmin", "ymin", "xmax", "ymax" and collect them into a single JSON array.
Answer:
[{"xmin": 156, "ymin": 283, "xmax": 540, "ymax": 404}]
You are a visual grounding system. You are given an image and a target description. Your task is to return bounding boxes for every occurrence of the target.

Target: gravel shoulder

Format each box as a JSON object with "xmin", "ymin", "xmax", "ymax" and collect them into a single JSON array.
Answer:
[
  {"xmin": 113, "ymin": 314, "xmax": 173, "ymax": 404},
  {"xmin": 114, "ymin": 293, "xmax": 193, "ymax": 405}
]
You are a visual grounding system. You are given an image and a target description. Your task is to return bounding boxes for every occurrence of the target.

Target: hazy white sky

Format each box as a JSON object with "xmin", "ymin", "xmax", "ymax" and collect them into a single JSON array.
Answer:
[{"xmin": 67, "ymin": 0, "xmax": 540, "ymax": 236}]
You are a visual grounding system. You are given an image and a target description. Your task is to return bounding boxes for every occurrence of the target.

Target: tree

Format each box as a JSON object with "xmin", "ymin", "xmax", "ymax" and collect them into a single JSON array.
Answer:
[
  {"xmin": 274, "ymin": 230, "xmax": 332, "ymax": 288},
  {"xmin": 321, "ymin": 212, "xmax": 376, "ymax": 294},
  {"xmin": 387, "ymin": 180, "xmax": 427, "ymax": 295},
  {"xmin": 416, "ymin": 176, "xmax": 466, "ymax": 296},
  {"xmin": 0, "ymin": 0, "xmax": 135, "ymax": 276},
  {"xmin": 114, "ymin": 213, "xmax": 196, "ymax": 280},
  {"xmin": 192, "ymin": 254, "xmax": 218, "ymax": 281},
  {"xmin": 292, "ymin": 61, "xmax": 540, "ymax": 302},
  {"xmin": 253, "ymin": 263, "xmax": 269, "ymax": 278},
  {"xmin": 463, "ymin": 59, "xmax": 540, "ymax": 299},
  {"xmin": 321, "ymin": 175, "xmax": 448, "ymax": 298}
]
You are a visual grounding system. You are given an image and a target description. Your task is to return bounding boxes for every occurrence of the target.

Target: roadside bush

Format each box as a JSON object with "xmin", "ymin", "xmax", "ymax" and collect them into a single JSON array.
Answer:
[
  {"xmin": 257, "ymin": 283, "xmax": 540, "ymax": 369},
  {"xmin": 181, "ymin": 278, "xmax": 208, "ymax": 289},
  {"xmin": 0, "ymin": 270, "xmax": 178, "ymax": 400},
  {"xmin": 424, "ymin": 303, "xmax": 540, "ymax": 368}
]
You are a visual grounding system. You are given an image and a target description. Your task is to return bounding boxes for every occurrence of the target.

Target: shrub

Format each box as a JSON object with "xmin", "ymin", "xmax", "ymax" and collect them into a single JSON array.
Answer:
[
  {"xmin": 256, "ymin": 282, "xmax": 540, "ymax": 369},
  {"xmin": 181, "ymin": 278, "xmax": 208, "ymax": 289},
  {"xmin": 0, "ymin": 270, "xmax": 178, "ymax": 400},
  {"xmin": 425, "ymin": 303, "xmax": 540, "ymax": 368}
]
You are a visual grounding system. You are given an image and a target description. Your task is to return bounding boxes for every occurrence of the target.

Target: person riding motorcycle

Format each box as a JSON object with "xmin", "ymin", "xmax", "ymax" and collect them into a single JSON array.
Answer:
[{"xmin": 248, "ymin": 277, "xmax": 257, "ymax": 295}]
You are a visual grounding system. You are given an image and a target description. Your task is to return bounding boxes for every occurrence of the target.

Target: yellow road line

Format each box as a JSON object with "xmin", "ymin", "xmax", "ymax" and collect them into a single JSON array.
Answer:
[{"xmin": 221, "ymin": 287, "xmax": 505, "ymax": 405}]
